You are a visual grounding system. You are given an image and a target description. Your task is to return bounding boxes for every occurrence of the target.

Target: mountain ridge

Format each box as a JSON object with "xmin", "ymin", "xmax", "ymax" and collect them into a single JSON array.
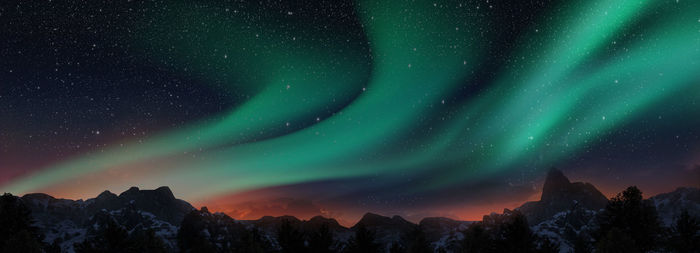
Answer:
[{"xmin": 12, "ymin": 171, "xmax": 699, "ymax": 253}]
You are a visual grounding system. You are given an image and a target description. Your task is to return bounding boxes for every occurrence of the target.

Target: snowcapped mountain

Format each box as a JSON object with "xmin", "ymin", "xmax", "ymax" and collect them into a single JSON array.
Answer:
[
  {"xmin": 649, "ymin": 187, "xmax": 700, "ymax": 226},
  {"xmin": 14, "ymin": 172, "xmax": 698, "ymax": 253},
  {"xmin": 21, "ymin": 186, "xmax": 194, "ymax": 252},
  {"xmin": 420, "ymin": 217, "xmax": 473, "ymax": 251},
  {"xmin": 513, "ymin": 168, "xmax": 609, "ymax": 252},
  {"xmin": 503, "ymin": 169, "xmax": 699, "ymax": 253},
  {"xmin": 518, "ymin": 169, "xmax": 608, "ymax": 225},
  {"xmin": 352, "ymin": 212, "xmax": 416, "ymax": 247}
]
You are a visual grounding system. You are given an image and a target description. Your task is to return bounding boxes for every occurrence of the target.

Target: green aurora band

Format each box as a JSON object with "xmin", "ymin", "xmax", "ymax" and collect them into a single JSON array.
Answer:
[{"xmin": 3, "ymin": 0, "xmax": 699, "ymax": 201}]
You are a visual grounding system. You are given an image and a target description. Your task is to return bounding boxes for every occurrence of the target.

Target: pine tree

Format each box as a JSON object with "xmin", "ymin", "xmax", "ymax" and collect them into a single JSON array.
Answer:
[
  {"xmin": 594, "ymin": 186, "xmax": 662, "ymax": 252},
  {"xmin": 240, "ymin": 228, "xmax": 267, "ymax": 253},
  {"xmin": 277, "ymin": 219, "xmax": 306, "ymax": 253},
  {"xmin": 406, "ymin": 226, "xmax": 431, "ymax": 253},
  {"xmin": 75, "ymin": 219, "xmax": 131, "ymax": 253},
  {"xmin": 595, "ymin": 227, "xmax": 637, "ymax": 253},
  {"xmin": 496, "ymin": 211, "xmax": 536, "ymax": 253},
  {"xmin": 668, "ymin": 209, "xmax": 699, "ymax": 253},
  {"xmin": 0, "ymin": 193, "xmax": 44, "ymax": 253},
  {"xmin": 572, "ymin": 233, "xmax": 592, "ymax": 253},
  {"xmin": 308, "ymin": 222, "xmax": 334, "ymax": 253},
  {"xmin": 177, "ymin": 210, "xmax": 216, "ymax": 253},
  {"xmin": 129, "ymin": 229, "xmax": 167, "ymax": 253},
  {"xmin": 389, "ymin": 242, "xmax": 405, "ymax": 253},
  {"xmin": 461, "ymin": 223, "xmax": 491, "ymax": 253},
  {"xmin": 346, "ymin": 223, "xmax": 380, "ymax": 253},
  {"xmin": 536, "ymin": 236, "xmax": 560, "ymax": 253}
]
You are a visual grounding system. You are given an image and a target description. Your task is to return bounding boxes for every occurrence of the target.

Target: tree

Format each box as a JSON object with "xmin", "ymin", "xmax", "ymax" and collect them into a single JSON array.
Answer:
[
  {"xmin": 45, "ymin": 238, "xmax": 63, "ymax": 253},
  {"xmin": 76, "ymin": 223, "xmax": 167, "ymax": 253},
  {"xmin": 346, "ymin": 223, "xmax": 380, "ymax": 253},
  {"xmin": 668, "ymin": 209, "xmax": 699, "ymax": 253},
  {"xmin": 461, "ymin": 223, "xmax": 492, "ymax": 253},
  {"xmin": 75, "ymin": 219, "xmax": 130, "ymax": 253},
  {"xmin": 572, "ymin": 232, "xmax": 592, "ymax": 253},
  {"xmin": 130, "ymin": 229, "xmax": 167, "ymax": 253},
  {"xmin": 177, "ymin": 210, "xmax": 216, "ymax": 253},
  {"xmin": 0, "ymin": 193, "xmax": 43, "ymax": 253},
  {"xmin": 240, "ymin": 228, "xmax": 267, "ymax": 253},
  {"xmin": 308, "ymin": 222, "xmax": 334, "ymax": 253},
  {"xmin": 536, "ymin": 236, "xmax": 560, "ymax": 253},
  {"xmin": 389, "ymin": 242, "xmax": 405, "ymax": 253},
  {"xmin": 495, "ymin": 211, "xmax": 536, "ymax": 253},
  {"xmin": 594, "ymin": 186, "xmax": 662, "ymax": 252},
  {"xmin": 277, "ymin": 219, "xmax": 306, "ymax": 253},
  {"xmin": 405, "ymin": 226, "xmax": 431, "ymax": 253},
  {"xmin": 595, "ymin": 227, "xmax": 637, "ymax": 253}
]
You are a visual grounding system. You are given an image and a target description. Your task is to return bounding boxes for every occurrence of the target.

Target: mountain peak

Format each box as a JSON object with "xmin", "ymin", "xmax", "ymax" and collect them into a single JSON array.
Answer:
[
  {"xmin": 23, "ymin": 192, "xmax": 56, "ymax": 201},
  {"xmin": 355, "ymin": 212, "xmax": 387, "ymax": 226},
  {"xmin": 541, "ymin": 168, "xmax": 571, "ymax": 201},
  {"xmin": 518, "ymin": 168, "xmax": 608, "ymax": 224},
  {"xmin": 96, "ymin": 190, "xmax": 117, "ymax": 200},
  {"xmin": 391, "ymin": 215, "xmax": 409, "ymax": 223},
  {"xmin": 153, "ymin": 186, "xmax": 175, "ymax": 200},
  {"xmin": 307, "ymin": 216, "xmax": 344, "ymax": 231},
  {"xmin": 353, "ymin": 212, "xmax": 416, "ymax": 232},
  {"xmin": 119, "ymin": 186, "xmax": 140, "ymax": 197},
  {"xmin": 308, "ymin": 215, "xmax": 338, "ymax": 224}
]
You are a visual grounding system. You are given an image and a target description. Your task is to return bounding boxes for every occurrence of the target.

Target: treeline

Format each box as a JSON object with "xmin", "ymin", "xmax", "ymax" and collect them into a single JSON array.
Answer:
[
  {"xmin": 1, "ymin": 186, "xmax": 698, "ymax": 253},
  {"xmin": 459, "ymin": 187, "xmax": 699, "ymax": 253}
]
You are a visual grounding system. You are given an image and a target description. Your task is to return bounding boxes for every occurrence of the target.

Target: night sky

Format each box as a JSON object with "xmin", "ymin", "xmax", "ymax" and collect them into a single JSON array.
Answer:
[{"xmin": 1, "ymin": 0, "xmax": 699, "ymax": 225}]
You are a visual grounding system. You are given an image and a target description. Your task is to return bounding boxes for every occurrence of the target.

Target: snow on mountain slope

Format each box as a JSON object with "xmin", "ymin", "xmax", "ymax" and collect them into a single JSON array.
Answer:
[{"xmin": 649, "ymin": 187, "xmax": 700, "ymax": 226}]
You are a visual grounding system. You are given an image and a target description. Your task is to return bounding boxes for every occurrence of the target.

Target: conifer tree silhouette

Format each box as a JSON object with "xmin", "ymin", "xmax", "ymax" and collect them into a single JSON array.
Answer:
[
  {"xmin": 0, "ymin": 193, "xmax": 43, "ymax": 253},
  {"xmin": 346, "ymin": 223, "xmax": 380, "ymax": 253}
]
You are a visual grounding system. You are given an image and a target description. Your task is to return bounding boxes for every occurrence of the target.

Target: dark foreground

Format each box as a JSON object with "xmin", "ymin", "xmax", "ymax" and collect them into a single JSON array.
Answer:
[{"xmin": 1, "ymin": 169, "xmax": 698, "ymax": 253}]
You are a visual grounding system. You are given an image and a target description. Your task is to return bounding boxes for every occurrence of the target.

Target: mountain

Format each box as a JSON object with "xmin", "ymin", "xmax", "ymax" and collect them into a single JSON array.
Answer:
[
  {"xmin": 21, "ymin": 186, "xmax": 194, "ymax": 252},
  {"xmin": 245, "ymin": 214, "xmax": 346, "ymax": 233},
  {"xmin": 349, "ymin": 212, "xmax": 415, "ymax": 249},
  {"xmin": 177, "ymin": 207, "xmax": 278, "ymax": 252},
  {"xmin": 508, "ymin": 169, "xmax": 608, "ymax": 252},
  {"xmin": 420, "ymin": 217, "xmax": 473, "ymax": 251},
  {"xmin": 9, "ymin": 173, "xmax": 698, "ymax": 253},
  {"xmin": 518, "ymin": 168, "xmax": 608, "ymax": 225},
  {"xmin": 649, "ymin": 187, "xmax": 700, "ymax": 226}
]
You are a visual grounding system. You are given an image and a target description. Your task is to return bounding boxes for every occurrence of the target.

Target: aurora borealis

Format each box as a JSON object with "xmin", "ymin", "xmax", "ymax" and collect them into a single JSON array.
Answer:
[{"xmin": 1, "ymin": 0, "xmax": 699, "ymax": 223}]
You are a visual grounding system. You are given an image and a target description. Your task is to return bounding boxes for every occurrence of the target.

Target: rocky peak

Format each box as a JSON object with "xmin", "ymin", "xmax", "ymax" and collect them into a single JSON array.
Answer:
[
  {"xmin": 353, "ymin": 212, "xmax": 389, "ymax": 228},
  {"xmin": 96, "ymin": 190, "xmax": 118, "ymax": 200},
  {"xmin": 541, "ymin": 168, "xmax": 572, "ymax": 202},
  {"xmin": 517, "ymin": 168, "xmax": 608, "ymax": 225},
  {"xmin": 119, "ymin": 187, "xmax": 140, "ymax": 197},
  {"xmin": 539, "ymin": 168, "xmax": 607, "ymax": 207},
  {"xmin": 307, "ymin": 215, "xmax": 343, "ymax": 230},
  {"xmin": 153, "ymin": 186, "xmax": 176, "ymax": 200},
  {"xmin": 353, "ymin": 212, "xmax": 415, "ymax": 231}
]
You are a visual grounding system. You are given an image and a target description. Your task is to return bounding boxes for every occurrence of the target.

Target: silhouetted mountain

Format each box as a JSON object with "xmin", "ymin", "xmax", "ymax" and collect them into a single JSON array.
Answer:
[
  {"xmin": 352, "ymin": 213, "xmax": 417, "ymax": 249},
  {"xmin": 20, "ymin": 186, "xmax": 194, "ymax": 252},
  {"xmin": 307, "ymin": 215, "xmax": 348, "ymax": 233},
  {"xmin": 518, "ymin": 168, "xmax": 608, "ymax": 225},
  {"xmin": 8, "ymin": 172, "xmax": 698, "ymax": 253},
  {"xmin": 649, "ymin": 187, "xmax": 700, "ymax": 226},
  {"xmin": 507, "ymin": 169, "xmax": 608, "ymax": 252},
  {"xmin": 419, "ymin": 217, "xmax": 473, "ymax": 250},
  {"xmin": 354, "ymin": 213, "xmax": 415, "ymax": 231},
  {"xmin": 249, "ymin": 215, "xmax": 302, "ymax": 233},
  {"xmin": 178, "ymin": 207, "xmax": 275, "ymax": 253}
]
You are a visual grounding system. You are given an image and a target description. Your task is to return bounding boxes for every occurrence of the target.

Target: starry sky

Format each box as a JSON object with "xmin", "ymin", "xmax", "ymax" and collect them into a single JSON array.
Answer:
[{"xmin": 1, "ymin": 0, "xmax": 699, "ymax": 224}]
